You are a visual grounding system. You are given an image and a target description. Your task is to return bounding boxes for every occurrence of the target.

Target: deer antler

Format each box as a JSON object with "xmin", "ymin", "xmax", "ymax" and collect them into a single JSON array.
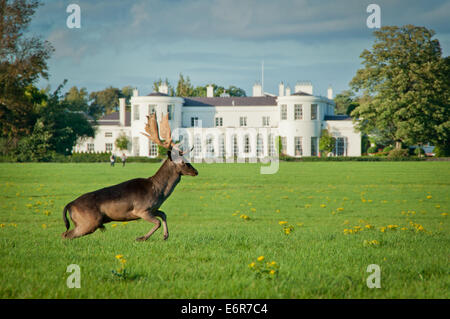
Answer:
[{"xmin": 141, "ymin": 113, "xmax": 174, "ymax": 149}]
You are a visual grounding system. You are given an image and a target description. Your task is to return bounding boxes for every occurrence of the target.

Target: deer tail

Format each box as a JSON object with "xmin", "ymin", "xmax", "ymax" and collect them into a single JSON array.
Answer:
[{"xmin": 63, "ymin": 204, "xmax": 71, "ymax": 230}]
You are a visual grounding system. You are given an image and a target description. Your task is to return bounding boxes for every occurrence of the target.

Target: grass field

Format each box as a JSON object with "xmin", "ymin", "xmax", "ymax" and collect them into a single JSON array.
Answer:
[{"xmin": 0, "ymin": 161, "xmax": 449, "ymax": 299}]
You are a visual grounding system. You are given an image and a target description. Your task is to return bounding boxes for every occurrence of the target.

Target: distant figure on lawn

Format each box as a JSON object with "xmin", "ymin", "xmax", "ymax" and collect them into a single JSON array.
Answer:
[
  {"xmin": 121, "ymin": 153, "xmax": 127, "ymax": 167},
  {"xmin": 110, "ymin": 154, "xmax": 115, "ymax": 167}
]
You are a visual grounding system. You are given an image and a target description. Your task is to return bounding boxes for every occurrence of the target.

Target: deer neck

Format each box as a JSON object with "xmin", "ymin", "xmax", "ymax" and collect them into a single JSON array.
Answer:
[{"xmin": 150, "ymin": 159, "xmax": 181, "ymax": 198}]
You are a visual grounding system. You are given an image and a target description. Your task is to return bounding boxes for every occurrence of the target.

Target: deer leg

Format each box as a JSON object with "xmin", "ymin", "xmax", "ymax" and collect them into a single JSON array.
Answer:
[
  {"xmin": 135, "ymin": 211, "xmax": 161, "ymax": 242},
  {"xmin": 154, "ymin": 210, "xmax": 169, "ymax": 240}
]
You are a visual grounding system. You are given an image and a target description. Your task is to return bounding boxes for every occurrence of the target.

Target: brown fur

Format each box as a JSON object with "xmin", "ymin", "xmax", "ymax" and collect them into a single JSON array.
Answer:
[{"xmin": 62, "ymin": 151, "xmax": 197, "ymax": 240}]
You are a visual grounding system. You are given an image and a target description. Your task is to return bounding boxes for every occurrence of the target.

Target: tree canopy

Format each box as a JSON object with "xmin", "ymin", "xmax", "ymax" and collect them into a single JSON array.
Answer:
[{"xmin": 350, "ymin": 25, "xmax": 449, "ymax": 150}]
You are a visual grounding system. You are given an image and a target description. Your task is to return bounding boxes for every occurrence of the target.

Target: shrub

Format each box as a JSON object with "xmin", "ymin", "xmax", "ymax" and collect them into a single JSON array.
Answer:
[
  {"xmin": 367, "ymin": 146, "xmax": 378, "ymax": 154},
  {"xmin": 434, "ymin": 144, "xmax": 450, "ymax": 157},
  {"xmin": 387, "ymin": 148, "xmax": 409, "ymax": 159},
  {"xmin": 414, "ymin": 147, "xmax": 425, "ymax": 156},
  {"xmin": 383, "ymin": 145, "xmax": 394, "ymax": 153}
]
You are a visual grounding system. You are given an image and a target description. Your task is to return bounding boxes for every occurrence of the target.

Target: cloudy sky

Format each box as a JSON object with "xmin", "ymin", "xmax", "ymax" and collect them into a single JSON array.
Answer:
[{"xmin": 29, "ymin": 0, "xmax": 450, "ymax": 97}]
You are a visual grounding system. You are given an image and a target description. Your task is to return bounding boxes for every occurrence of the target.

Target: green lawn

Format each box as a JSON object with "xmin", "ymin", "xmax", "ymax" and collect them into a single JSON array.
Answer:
[{"xmin": 0, "ymin": 161, "xmax": 449, "ymax": 298}]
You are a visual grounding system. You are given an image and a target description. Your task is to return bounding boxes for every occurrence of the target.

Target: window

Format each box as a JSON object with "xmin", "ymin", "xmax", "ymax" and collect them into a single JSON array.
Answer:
[
  {"xmin": 87, "ymin": 143, "xmax": 94, "ymax": 152},
  {"xmin": 232, "ymin": 135, "xmax": 239, "ymax": 157},
  {"xmin": 294, "ymin": 137, "xmax": 303, "ymax": 156},
  {"xmin": 148, "ymin": 104, "xmax": 157, "ymax": 116},
  {"xmin": 281, "ymin": 137, "xmax": 287, "ymax": 154},
  {"xmin": 149, "ymin": 141, "xmax": 158, "ymax": 157},
  {"xmin": 206, "ymin": 136, "xmax": 214, "ymax": 157},
  {"xmin": 240, "ymin": 117, "xmax": 247, "ymax": 127},
  {"xmin": 294, "ymin": 104, "xmax": 303, "ymax": 120},
  {"xmin": 311, "ymin": 137, "xmax": 318, "ymax": 156},
  {"xmin": 244, "ymin": 135, "xmax": 251, "ymax": 153},
  {"xmin": 262, "ymin": 116, "xmax": 270, "ymax": 127},
  {"xmin": 268, "ymin": 134, "xmax": 275, "ymax": 156},
  {"xmin": 336, "ymin": 137, "xmax": 347, "ymax": 156},
  {"xmin": 256, "ymin": 134, "xmax": 264, "ymax": 157},
  {"xmin": 105, "ymin": 143, "xmax": 113, "ymax": 152},
  {"xmin": 194, "ymin": 135, "xmax": 202, "ymax": 157},
  {"xmin": 167, "ymin": 104, "xmax": 174, "ymax": 120},
  {"xmin": 281, "ymin": 104, "xmax": 287, "ymax": 120},
  {"xmin": 191, "ymin": 117, "xmax": 199, "ymax": 127},
  {"xmin": 132, "ymin": 137, "xmax": 140, "ymax": 156},
  {"xmin": 311, "ymin": 104, "xmax": 318, "ymax": 120},
  {"xmin": 215, "ymin": 117, "xmax": 223, "ymax": 127},
  {"xmin": 133, "ymin": 105, "xmax": 140, "ymax": 120},
  {"xmin": 218, "ymin": 134, "xmax": 225, "ymax": 158},
  {"xmin": 105, "ymin": 132, "xmax": 112, "ymax": 138}
]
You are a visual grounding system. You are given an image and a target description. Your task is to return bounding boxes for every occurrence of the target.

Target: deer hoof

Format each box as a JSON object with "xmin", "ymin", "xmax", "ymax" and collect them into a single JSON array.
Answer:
[
  {"xmin": 135, "ymin": 236, "xmax": 147, "ymax": 242},
  {"xmin": 163, "ymin": 233, "xmax": 169, "ymax": 240}
]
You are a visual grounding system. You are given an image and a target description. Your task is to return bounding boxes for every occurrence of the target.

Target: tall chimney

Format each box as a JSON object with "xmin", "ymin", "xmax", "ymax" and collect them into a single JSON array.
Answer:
[
  {"xmin": 278, "ymin": 82, "xmax": 284, "ymax": 97},
  {"xmin": 252, "ymin": 82, "xmax": 263, "ymax": 97},
  {"xmin": 327, "ymin": 86, "xmax": 333, "ymax": 99},
  {"xmin": 285, "ymin": 86, "xmax": 291, "ymax": 96},
  {"xmin": 206, "ymin": 85, "xmax": 214, "ymax": 98},
  {"xmin": 158, "ymin": 82, "xmax": 168, "ymax": 94},
  {"xmin": 133, "ymin": 88, "xmax": 139, "ymax": 97},
  {"xmin": 119, "ymin": 98, "xmax": 126, "ymax": 126}
]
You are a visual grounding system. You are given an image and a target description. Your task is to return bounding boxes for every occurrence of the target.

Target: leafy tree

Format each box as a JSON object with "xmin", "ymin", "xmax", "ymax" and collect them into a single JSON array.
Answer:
[
  {"xmin": 176, "ymin": 73, "xmax": 194, "ymax": 97},
  {"xmin": 319, "ymin": 129, "xmax": 335, "ymax": 155},
  {"xmin": 350, "ymin": 25, "xmax": 450, "ymax": 149},
  {"xmin": 334, "ymin": 90, "xmax": 359, "ymax": 115},
  {"xmin": 40, "ymin": 83, "xmax": 95, "ymax": 155},
  {"xmin": 0, "ymin": 0, "xmax": 53, "ymax": 146},
  {"xmin": 120, "ymin": 86, "xmax": 134, "ymax": 109},
  {"xmin": 89, "ymin": 86, "xmax": 122, "ymax": 116},
  {"xmin": 13, "ymin": 119, "xmax": 53, "ymax": 162},
  {"xmin": 227, "ymin": 85, "xmax": 246, "ymax": 97},
  {"xmin": 64, "ymin": 86, "xmax": 89, "ymax": 112}
]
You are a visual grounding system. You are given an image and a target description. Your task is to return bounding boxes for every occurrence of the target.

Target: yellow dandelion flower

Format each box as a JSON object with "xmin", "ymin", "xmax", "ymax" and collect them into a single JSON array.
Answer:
[
  {"xmin": 275, "ymin": 209, "xmax": 280, "ymax": 213},
  {"xmin": 426, "ymin": 195, "xmax": 432, "ymax": 199},
  {"xmin": 435, "ymin": 205, "xmax": 441, "ymax": 209},
  {"xmin": 337, "ymin": 207, "xmax": 344, "ymax": 212},
  {"xmin": 279, "ymin": 221, "xmax": 288, "ymax": 225},
  {"xmin": 249, "ymin": 262, "xmax": 255, "ymax": 268},
  {"xmin": 0, "ymin": 224, "xmax": 5, "ymax": 228},
  {"xmin": 365, "ymin": 224, "xmax": 373, "ymax": 229},
  {"xmin": 257, "ymin": 256, "xmax": 264, "ymax": 261},
  {"xmin": 441, "ymin": 213, "xmax": 448, "ymax": 217},
  {"xmin": 270, "ymin": 261, "xmax": 277, "ymax": 266},
  {"xmin": 380, "ymin": 227, "xmax": 386, "ymax": 233},
  {"xmin": 320, "ymin": 204, "xmax": 326, "ymax": 208},
  {"xmin": 297, "ymin": 223, "xmax": 304, "ymax": 227},
  {"xmin": 250, "ymin": 208, "xmax": 256, "ymax": 212},
  {"xmin": 112, "ymin": 224, "xmax": 118, "ymax": 228},
  {"xmin": 269, "ymin": 270, "xmax": 276, "ymax": 275},
  {"xmin": 41, "ymin": 224, "xmax": 47, "ymax": 229},
  {"xmin": 115, "ymin": 254, "xmax": 124, "ymax": 259},
  {"xmin": 232, "ymin": 213, "xmax": 238, "ymax": 216},
  {"xmin": 368, "ymin": 199, "xmax": 373, "ymax": 203}
]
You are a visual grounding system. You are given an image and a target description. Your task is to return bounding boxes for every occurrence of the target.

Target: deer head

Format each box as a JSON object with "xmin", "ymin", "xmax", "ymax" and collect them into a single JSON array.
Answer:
[{"xmin": 141, "ymin": 113, "xmax": 198, "ymax": 176}]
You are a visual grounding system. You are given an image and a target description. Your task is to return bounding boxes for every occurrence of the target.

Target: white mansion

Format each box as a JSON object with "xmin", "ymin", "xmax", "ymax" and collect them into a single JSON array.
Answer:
[{"xmin": 74, "ymin": 82, "xmax": 361, "ymax": 159}]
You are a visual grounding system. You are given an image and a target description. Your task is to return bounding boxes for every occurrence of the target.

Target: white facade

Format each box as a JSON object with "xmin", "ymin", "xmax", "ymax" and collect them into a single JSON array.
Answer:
[{"xmin": 74, "ymin": 82, "xmax": 361, "ymax": 159}]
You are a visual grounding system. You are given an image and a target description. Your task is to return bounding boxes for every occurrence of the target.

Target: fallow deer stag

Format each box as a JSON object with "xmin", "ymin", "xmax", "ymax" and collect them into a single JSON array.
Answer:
[{"xmin": 62, "ymin": 113, "xmax": 197, "ymax": 241}]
